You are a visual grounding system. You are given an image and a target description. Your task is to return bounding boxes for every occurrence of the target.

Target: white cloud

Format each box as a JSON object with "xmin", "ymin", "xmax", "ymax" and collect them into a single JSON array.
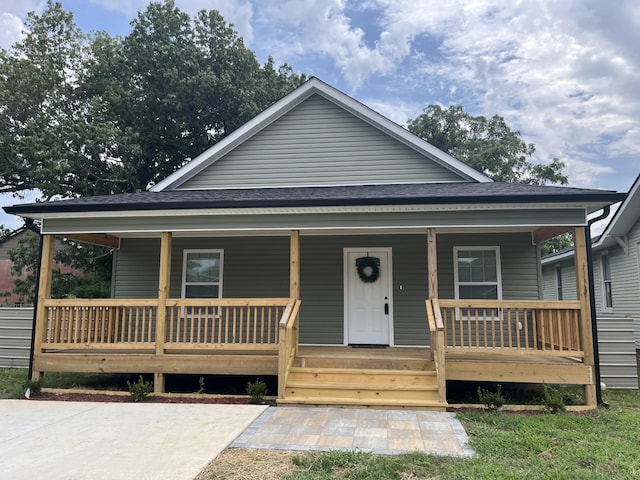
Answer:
[
  {"xmin": 0, "ymin": 13, "xmax": 24, "ymax": 49},
  {"xmin": 0, "ymin": 0, "xmax": 45, "ymax": 49}
]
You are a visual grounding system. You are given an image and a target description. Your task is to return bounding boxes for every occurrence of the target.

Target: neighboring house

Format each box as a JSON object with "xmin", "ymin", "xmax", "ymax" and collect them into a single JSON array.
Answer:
[
  {"xmin": 0, "ymin": 227, "xmax": 30, "ymax": 306},
  {"xmin": 542, "ymin": 175, "xmax": 640, "ymax": 388},
  {"xmin": 4, "ymin": 78, "xmax": 626, "ymax": 408},
  {"xmin": 0, "ymin": 227, "xmax": 83, "ymax": 307}
]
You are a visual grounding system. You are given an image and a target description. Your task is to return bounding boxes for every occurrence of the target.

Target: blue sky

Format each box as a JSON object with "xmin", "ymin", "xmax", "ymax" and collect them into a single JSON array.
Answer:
[{"xmin": 1, "ymin": 0, "xmax": 640, "ymax": 230}]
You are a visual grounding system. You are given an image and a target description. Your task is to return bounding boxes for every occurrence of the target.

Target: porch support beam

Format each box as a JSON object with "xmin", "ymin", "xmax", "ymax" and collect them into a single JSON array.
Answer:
[
  {"xmin": 32, "ymin": 235, "xmax": 55, "ymax": 381},
  {"xmin": 427, "ymin": 228, "xmax": 438, "ymax": 299},
  {"xmin": 290, "ymin": 230, "xmax": 300, "ymax": 299},
  {"xmin": 60, "ymin": 233, "xmax": 120, "ymax": 249},
  {"xmin": 574, "ymin": 227, "xmax": 596, "ymax": 406},
  {"xmin": 154, "ymin": 231, "xmax": 172, "ymax": 393}
]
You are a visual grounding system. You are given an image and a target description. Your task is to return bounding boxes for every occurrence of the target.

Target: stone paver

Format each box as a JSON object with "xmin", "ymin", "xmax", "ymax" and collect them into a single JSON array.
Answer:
[{"xmin": 233, "ymin": 407, "xmax": 474, "ymax": 456}]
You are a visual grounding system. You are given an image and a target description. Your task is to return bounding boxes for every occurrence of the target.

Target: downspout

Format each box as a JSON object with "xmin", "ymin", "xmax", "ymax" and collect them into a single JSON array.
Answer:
[
  {"xmin": 586, "ymin": 206, "xmax": 610, "ymax": 408},
  {"xmin": 24, "ymin": 218, "xmax": 43, "ymax": 380}
]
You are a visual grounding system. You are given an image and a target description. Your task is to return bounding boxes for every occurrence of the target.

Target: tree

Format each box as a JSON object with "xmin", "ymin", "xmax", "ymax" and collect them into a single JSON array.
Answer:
[
  {"xmin": 0, "ymin": 1, "xmax": 122, "ymax": 199},
  {"xmin": 407, "ymin": 104, "xmax": 567, "ymax": 185},
  {"xmin": 81, "ymin": 0, "xmax": 306, "ymax": 191},
  {"xmin": 408, "ymin": 104, "xmax": 571, "ymax": 252}
]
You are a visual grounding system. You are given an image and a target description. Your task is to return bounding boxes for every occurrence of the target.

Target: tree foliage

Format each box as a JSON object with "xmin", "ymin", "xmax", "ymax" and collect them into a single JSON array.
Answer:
[{"xmin": 407, "ymin": 104, "xmax": 568, "ymax": 185}]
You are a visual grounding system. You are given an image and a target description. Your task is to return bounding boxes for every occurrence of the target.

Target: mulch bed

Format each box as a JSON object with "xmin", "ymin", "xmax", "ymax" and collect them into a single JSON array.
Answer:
[{"xmin": 30, "ymin": 391, "xmax": 261, "ymax": 404}]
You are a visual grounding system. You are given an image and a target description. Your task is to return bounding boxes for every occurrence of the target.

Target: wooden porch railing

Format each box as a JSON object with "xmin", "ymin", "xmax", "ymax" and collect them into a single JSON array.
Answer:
[
  {"xmin": 277, "ymin": 299, "xmax": 302, "ymax": 398},
  {"xmin": 40, "ymin": 298, "xmax": 292, "ymax": 351},
  {"xmin": 42, "ymin": 299, "xmax": 158, "ymax": 350},
  {"xmin": 165, "ymin": 299, "xmax": 290, "ymax": 351},
  {"xmin": 437, "ymin": 300, "xmax": 584, "ymax": 357},
  {"xmin": 425, "ymin": 299, "xmax": 446, "ymax": 404}
]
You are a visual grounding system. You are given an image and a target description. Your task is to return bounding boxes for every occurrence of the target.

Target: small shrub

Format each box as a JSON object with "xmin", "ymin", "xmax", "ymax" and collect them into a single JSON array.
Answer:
[
  {"xmin": 127, "ymin": 375, "xmax": 153, "ymax": 402},
  {"xmin": 197, "ymin": 376, "xmax": 206, "ymax": 394},
  {"xmin": 23, "ymin": 379, "xmax": 43, "ymax": 397},
  {"xmin": 542, "ymin": 385, "xmax": 566, "ymax": 413},
  {"xmin": 246, "ymin": 378, "xmax": 268, "ymax": 404},
  {"xmin": 477, "ymin": 384, "xmax": 505, "ymax": 411}
]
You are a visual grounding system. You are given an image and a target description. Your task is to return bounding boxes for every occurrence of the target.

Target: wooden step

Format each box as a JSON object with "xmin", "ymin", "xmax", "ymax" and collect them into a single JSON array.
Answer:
[
  {"xmin": 283, "ymin": 365, "xmax": 443, "ymax": 407},
  {"xmin": 277, "ymin": 396, "xmax": 447, "ymax": 410},
  {"xmin": 293, "ymin": 355, "xmax": 433, "ymax": 371}
]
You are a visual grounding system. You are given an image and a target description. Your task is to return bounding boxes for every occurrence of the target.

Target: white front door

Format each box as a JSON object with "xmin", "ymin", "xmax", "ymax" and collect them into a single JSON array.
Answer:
[{"xmin": 344, "ymin": 248, "xmax": 392, "ymax": 345}]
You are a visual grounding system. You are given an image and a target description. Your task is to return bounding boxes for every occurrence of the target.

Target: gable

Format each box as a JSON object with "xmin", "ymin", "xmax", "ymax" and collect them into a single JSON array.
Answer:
[{"xmin": 177, "ymin": 94, "xmax": 466, "ymax": 190}]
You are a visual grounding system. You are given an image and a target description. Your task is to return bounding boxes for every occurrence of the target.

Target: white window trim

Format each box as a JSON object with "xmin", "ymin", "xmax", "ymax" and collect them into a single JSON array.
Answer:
[
  {"xmin": 453, "ymin": 246, "xmax": 503, "ymax": 301},
  {"xmin": 181, "ymin": 249, "xmax": 224, "ymax": 299},
  {"xmin": 600, "ymin": 251, "xmax": 613, "ymax": 312},
  {"xmin": 555, "ymin": 265, "xmax": 563, "ymax": 301}
]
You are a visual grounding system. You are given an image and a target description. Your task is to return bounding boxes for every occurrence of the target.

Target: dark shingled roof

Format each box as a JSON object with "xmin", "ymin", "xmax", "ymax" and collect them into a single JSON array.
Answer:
[{"xmin": 4, "ymin": 182, "xmax": 626, "ymax": 215}]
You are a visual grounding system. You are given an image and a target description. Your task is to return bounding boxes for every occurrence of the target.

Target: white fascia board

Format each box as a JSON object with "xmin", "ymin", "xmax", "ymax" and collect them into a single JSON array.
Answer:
[
  {"xmin": 151, "ymin": 78, "xmax": 492, "ymax": 191},
  {"xmin": 599, "ymin": 175, "xmax": 640, "ymax": 238},
  {"xmin": 30, "ymin": 202, "xmax": 588, "ymax": 221}
]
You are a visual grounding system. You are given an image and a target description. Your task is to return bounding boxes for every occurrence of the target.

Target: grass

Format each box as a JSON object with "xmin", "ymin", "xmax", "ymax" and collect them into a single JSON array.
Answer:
[
  {"xmin": 0, "ymin": 368, "xmax": 137, "ymax": 398},
  {"xmin": 0, "ymin": 368, "xmax": 28, "ymax": 398}
]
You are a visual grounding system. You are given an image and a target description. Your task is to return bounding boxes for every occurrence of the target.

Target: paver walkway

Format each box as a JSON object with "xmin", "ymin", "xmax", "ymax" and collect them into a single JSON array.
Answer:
[{"xmin": 233, "ymin": 407, "xmax": 474, "ymax": 456}]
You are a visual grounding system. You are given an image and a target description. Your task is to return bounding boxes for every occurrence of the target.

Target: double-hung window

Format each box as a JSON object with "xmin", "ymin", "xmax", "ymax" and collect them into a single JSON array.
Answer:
[
  {"xmin": 181, "ymin": 250, "xmax": 223, "ymax": 299},
  {"xmin": 601, "ymin": 253, "xmax": 613, "ymax": 310},
  {"xmin": 454, "ymin": 247, "xmax": 502, "ymax": 301}
]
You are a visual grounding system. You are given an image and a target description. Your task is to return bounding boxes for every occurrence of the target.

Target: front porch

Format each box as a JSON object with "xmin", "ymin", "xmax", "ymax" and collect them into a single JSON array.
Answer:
[
  {"xmin": 31, "ymin": 295, "xmax": 595, "ymax": 408},
  {"xmin": 28, "ymin": 225, "xmax": 598, "ymax": 408}
]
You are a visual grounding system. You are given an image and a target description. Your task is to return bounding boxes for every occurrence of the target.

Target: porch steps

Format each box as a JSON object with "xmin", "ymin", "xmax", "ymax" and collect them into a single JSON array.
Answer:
[{"xmin": 279, "ymin": 366, "xmax": 446, "ymax": 409}]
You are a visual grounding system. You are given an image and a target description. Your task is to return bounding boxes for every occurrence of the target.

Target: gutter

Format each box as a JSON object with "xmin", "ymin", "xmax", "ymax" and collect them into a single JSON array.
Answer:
[
  {"xmin": 586, "ymin": 207, "xmax": 610, "ymax": 408},
  {"xmin": 24, "ymin": 219, "xmax": 43, "ymax": 381}
]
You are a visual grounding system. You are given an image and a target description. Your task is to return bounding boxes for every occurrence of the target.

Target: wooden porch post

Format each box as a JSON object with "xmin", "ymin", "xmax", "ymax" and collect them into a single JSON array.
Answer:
[
  {"xmin": 32, "ymin": 235, "xmax": 55, "ymax": 381},
  {"xmin": 290, "ymin": 230, "xmax": 300, "ymax": 300},
  {"xmin": 154, "ymin": 231, "xmax": 172, "ymax": 393},
  {"xmin": 427, "ymin": 228, "xmax": 438, "ymax": 299},
  {"xmin": 574, "ymin": 227, "xmax": 597, "ymax": 407}
]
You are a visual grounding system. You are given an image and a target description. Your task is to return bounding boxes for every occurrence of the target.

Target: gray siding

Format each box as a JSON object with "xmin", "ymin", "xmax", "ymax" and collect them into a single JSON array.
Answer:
[
  {"xmin": 114, "ymin": 237, "xmax": 290, "ymax": 300},
  {"xmin": 541, "ymin": 259, "xmax": 577, "ymax": 301},
  {"xmin": 589, "ymin": 218, "xmax": 640, "ymax": 348},
  {"xmin": 597, "ymin": 317, "xmax": 638, "ymax": 388},
  {"xmin": 179, "ymin": 94, "xmax": 464, "ymax": 189},
  {"xmin": 0, "ymin": 307, "xmax": 33, "ymax": 368}
]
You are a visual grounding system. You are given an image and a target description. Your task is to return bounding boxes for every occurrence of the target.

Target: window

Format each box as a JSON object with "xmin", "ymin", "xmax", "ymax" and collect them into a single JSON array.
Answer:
[
  {"xmin": 181, "ymin": 250, "xmax": 223, "ymax": 299},
  {"xmin": 601, "ymin": 253, "xmax": 613, "ymax": 310},
  {"xmin": 555, "ymin": 266, "xmax": 563, "ymax": 300},
  {"xmin": 454, "ymin": 247, "xmax": 502, "ymax": 300}
]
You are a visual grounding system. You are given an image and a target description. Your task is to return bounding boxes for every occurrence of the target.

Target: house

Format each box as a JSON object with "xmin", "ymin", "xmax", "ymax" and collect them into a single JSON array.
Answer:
[
  {"xmin": 4, "ymin": 78, "xmax": 625, "ymax": 408},
  {"xmin": 542, "ymin": 175, "xmax": 640, "ymax": 388},
  {"xmin": 0, "ymin": 227, "xmax": 30, "ymax": 307}
]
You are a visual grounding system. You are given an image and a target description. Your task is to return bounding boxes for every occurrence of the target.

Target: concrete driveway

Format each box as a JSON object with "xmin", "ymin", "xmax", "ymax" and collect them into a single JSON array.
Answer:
[{"xmin": 0, "ymin": 400, "xmax": 267, "ymax": 480}]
